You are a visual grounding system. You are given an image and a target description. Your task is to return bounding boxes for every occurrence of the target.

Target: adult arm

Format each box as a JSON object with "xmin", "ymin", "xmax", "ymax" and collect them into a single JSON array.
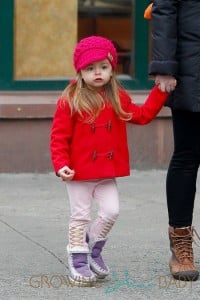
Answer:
[{"xmin": 149, "ymin": 0, "xmax": 179, "ymax": 76}]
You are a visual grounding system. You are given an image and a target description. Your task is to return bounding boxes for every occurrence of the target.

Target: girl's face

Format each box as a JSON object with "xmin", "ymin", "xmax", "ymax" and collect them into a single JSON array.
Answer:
[{"xmin": 80, "ymin": 59, "xmax": 113, "ymax": 90}]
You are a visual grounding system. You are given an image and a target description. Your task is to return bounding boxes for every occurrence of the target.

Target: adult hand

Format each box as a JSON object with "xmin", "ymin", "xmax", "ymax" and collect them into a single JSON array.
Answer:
[
  {"xmin": 155, "ymin": 75, "xmax": 177, "ymax": 93},
  {"xmin": 58, "ymin": 166, "xmax": 75, "ymax": 181}
]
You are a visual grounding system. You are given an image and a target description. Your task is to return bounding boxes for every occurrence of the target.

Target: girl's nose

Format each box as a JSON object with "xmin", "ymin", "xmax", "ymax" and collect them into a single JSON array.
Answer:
[{"xmin": 94, "ymin": 68, "xmax": 101, "ymax": 74}]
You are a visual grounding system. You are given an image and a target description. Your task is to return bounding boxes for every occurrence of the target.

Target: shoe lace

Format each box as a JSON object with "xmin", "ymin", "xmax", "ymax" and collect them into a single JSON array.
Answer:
[
  {"xmin": 172, "ymin": 227, "xmax": 200, "ymax": 263},
  {"xmin": 98, "ymin": 219, "xmax": 114, "ymax": 239},
  {"xmin": 69, "ymin": 225, "xmax": 85, "ymax": 247}
]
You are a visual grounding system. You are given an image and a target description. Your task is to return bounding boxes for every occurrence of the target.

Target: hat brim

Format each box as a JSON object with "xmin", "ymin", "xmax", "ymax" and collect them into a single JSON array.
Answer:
[{"xmin": 75, "ymin": 48, "xmax": 116, "ymax": 72}]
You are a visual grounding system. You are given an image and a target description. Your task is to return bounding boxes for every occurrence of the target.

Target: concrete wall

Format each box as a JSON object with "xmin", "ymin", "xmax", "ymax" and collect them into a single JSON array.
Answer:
[{"xmin": 0, "ymin": 91, "xmax": 173, "ymax": 173}]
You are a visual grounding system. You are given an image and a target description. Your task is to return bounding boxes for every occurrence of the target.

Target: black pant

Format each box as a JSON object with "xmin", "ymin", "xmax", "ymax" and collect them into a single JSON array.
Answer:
[{"xmin": 166, "ymin": 110, "xmax": 200, "ymax": 227}]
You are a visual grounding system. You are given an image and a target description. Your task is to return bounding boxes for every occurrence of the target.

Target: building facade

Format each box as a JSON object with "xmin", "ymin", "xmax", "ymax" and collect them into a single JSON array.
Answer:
[{"xmin": 0, "ymin": 0, "xmax": 152, "ymax": 91}]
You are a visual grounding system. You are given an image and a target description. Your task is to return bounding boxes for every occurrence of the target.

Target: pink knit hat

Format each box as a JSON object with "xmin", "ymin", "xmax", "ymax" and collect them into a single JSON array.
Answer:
[{"xmin": 73, "ymin": 36, "xmax": 117, "ymax": 72}]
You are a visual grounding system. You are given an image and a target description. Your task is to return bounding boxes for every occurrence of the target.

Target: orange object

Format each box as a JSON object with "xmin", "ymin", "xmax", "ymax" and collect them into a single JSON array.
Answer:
[{"xmin": 144, "ymin": 3, "xmax": 153, "ymax": 20}]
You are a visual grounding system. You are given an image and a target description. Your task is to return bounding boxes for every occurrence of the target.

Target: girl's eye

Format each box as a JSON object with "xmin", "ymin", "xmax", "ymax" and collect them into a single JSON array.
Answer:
[
  {"xmin": 102, "ymin": 65, "xmax": 108, "ymax": 69},
  {"xmin": 86, "ymin": 66, "xmax": 93, "ymax": 71}
]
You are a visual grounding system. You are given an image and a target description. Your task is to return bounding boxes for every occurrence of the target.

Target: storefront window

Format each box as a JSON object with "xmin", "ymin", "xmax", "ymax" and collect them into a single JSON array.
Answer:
[
  {"xmin": 0, "ymin": 0, "xmax": 152, "ymax": 91},
  {"xmin": 78, "ymin": 0, "xmax": 134, "ymax": 79}
]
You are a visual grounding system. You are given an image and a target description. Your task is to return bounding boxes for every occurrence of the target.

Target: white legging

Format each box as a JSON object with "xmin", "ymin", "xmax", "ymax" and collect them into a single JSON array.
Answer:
[{"xmin": 66, "ymin": 178, "xmax": 119, "ymax": 247}]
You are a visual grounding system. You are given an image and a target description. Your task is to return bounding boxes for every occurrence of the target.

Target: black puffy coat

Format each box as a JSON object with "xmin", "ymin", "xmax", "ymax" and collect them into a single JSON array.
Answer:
[{"xmin": 149, "ymin": 0, "xmax": 200, "ymax": 112}]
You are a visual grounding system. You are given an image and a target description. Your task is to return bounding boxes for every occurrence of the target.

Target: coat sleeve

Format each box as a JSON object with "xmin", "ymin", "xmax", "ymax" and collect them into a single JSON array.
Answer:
[
  {"xmin": 121, "ymin": 86, "xmax": 169, "ymax": 125},
  {"xmin": 50, "ymin": 98, "xmax": 73, "ymax": 173},
  {"xmin": 149, "ymin": 0, "xmax": 179, "ymax": 76}
]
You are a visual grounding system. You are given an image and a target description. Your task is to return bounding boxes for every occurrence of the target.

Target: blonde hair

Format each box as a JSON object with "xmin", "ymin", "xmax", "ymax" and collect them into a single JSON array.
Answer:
[{"xmin": 61, "ymin": 73, "xmax": 132, "ymax": 122}]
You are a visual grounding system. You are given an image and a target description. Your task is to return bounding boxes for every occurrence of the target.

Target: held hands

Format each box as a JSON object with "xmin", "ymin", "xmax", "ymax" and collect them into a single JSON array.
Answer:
[
  {"xmin": 155, "ymin": 75, "xmax": 177, "ymax": 93},
  {"xmin": 58, "ymin": 166, "xmax": 75, "ymax": 181}
]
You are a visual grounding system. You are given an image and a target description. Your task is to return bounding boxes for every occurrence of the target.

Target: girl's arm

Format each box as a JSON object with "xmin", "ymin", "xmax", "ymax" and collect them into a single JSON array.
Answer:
[
  {"xmin": 121, "ymin": 86, "xmax": 169, "ymax": 125},
  {"xmin": 57, "ymin": 165, "xmax": 75, "ymax": 181},
  {"xmin": 50, "ymin": 98, "xmax": 74, "ymax": 174}
]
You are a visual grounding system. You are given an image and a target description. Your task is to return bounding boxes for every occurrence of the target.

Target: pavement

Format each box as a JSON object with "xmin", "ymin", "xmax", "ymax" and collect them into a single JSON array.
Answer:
[{"xmin": 1, "ymin": 170, "xmax": 200, "ymax": 300}]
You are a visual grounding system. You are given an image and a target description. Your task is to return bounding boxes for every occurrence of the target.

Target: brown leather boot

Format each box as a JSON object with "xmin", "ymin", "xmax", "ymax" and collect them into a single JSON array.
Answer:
[{"xmin": 169, "ymin": 226, "xmax": 199, "ymax": 281}]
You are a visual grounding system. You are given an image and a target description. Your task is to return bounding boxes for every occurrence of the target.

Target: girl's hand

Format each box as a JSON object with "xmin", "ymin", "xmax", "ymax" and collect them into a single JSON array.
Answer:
[
  {"xmin": 58, "ymin": 166, "xmax": 75, "ymax": 181},
  {"xmin": 155, "ymin": 75, "xmax": 177, "ymax": 93}
]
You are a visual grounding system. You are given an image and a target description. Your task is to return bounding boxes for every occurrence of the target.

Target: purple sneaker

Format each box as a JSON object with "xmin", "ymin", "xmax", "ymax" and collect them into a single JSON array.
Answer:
[
  {"xmin": 67, "ymin": 245, "xmax": 96, "ymax": 286},
  {"xmin": 89, "ymin": 239, "xmax": 109, "ymax": 279}
]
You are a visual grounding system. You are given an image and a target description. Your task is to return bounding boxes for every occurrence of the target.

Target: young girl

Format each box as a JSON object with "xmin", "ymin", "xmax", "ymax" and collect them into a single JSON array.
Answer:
[{"xmin": 50, "ymin": 35, "xmax": 172, "ymax": 286}]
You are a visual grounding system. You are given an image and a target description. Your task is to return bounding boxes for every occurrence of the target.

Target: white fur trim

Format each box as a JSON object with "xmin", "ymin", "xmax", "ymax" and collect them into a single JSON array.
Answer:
[{"xmin": 67, "ymin": 245, "xmax": 89, "ymax": 253}]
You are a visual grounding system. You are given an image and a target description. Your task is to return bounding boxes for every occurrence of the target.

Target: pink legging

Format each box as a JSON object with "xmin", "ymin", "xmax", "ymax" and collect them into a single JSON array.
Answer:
[{"xmin": 66, "ymin": 178, "xmax": 119, "ymax": 246}]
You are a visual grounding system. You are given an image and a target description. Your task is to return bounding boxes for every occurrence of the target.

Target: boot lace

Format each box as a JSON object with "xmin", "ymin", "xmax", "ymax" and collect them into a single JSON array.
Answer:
[
  {"xmin": 172, "ymin": 227, "xmax": 200, "ymax": 264},
  {"xmin": 98, "ymin": 219, "xmax": 114, "ymax": 239},
  {"xmin": 69, "ymin": 225, "xmax": 85, "ymax": 247}
]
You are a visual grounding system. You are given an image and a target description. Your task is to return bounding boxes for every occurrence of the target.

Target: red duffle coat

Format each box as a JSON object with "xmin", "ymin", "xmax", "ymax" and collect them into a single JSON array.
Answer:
[{"xmin": 50, "ymin": 86, "xmax": 168, "ymax": 180}]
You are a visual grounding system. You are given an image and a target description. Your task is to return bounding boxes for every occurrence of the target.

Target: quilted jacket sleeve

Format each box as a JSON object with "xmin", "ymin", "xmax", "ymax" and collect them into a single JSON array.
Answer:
[
  {"xmin": 149, "ymin": 0, "xmax": 179, "ymax": 76},
  {"xmin": 121, "ymin": 86, "xmax": 169, "ymax": 125},
  {"xmin": 50, "ymin": 98, "xmax": 73, "ymax": 173}
]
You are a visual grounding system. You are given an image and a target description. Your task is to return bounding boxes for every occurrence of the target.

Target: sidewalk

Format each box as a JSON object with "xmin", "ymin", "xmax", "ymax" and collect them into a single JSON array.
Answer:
[{"xmin": 0, "ymin": 170, "xmax": 200, "ymax": 300}]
